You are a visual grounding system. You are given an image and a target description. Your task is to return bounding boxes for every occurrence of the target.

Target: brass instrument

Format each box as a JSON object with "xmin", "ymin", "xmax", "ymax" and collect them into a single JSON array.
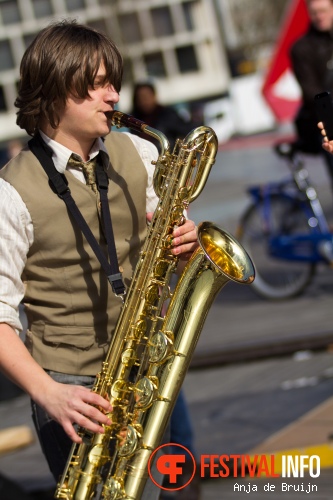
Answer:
[{"xmin": 55, "ymin": 111, "xmax": 255, "ymax": 500}]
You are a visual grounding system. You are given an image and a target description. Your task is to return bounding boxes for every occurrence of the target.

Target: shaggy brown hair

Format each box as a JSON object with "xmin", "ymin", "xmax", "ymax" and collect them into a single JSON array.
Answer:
[{"xmin": 15, "ymin": 20, "xmax": 123, "ymax": 136}]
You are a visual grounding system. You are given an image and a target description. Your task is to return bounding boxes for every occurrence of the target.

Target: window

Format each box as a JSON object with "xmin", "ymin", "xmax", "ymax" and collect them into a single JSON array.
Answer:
[
  {"xmin": 119, "ymin": 12, "xmax": 142, "ymax": 44},
  {"xmin": 176, "ymin": 45, "xmax": 198, "ymax": 73},
  {"xmin": 31, "ymin": 0, "xmax": 53, "ymax": 18},
  {"xmin": 144, "ymin": 51, "xmax": 166, "ymax": 78},
  {"xmin": 0, "ymin": 0, "xmax": 20, "ymax": 24},
  {"xmin": 65, "ymin": 0, "xmax": 85, "ymax": 10},
  {"xmin": 0, "ymin": 85, "xmax": 6, "ymax": 111},
  {"xmin": 0, "ymin": 40, "xmax": 14, "ymax": 70},
  {"xmin": 24, "ymin": 33, "xmax": 38, "ymax": 49},
  {"xmin": 88, "ymin": 19, "xmax": 107, "ymax": 35},
  {"xmin": 182, "ymin": 1, "xmax": 196, "ymax": 31},
  {"xmin": 122, "ymin": 57, "xmax": 133, "ymax": 84},
  {"xmin": 151, "ymin": 6, "xmax": 174, "ymax": 37}
]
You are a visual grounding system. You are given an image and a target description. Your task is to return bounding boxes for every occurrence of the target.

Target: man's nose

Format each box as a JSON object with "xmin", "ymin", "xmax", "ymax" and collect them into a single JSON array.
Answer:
[{"xmin": 105, "ymin": 85, "xmax": 119, "ymax": 103}]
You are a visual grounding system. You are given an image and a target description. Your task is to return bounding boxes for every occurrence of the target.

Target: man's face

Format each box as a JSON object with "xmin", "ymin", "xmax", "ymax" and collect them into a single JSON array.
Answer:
[
  {"xmin": 307, "ymin": 0, "xmax": 333, "ymax": 31},
  {"xmin": 56, "ymin": 63, "xmax": 119, "ymax": 146}
]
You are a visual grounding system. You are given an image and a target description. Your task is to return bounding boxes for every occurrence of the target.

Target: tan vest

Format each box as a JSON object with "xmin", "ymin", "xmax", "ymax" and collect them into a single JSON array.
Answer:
[{"xmin": 0, "ymin": 132, "xmax": 148, "ymax": 375}]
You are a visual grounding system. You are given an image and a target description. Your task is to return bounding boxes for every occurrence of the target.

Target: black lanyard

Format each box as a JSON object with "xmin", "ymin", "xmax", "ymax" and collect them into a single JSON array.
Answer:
[{"xmin": 28, "ymin": 133, "xmax": 126, "ymax": 297}]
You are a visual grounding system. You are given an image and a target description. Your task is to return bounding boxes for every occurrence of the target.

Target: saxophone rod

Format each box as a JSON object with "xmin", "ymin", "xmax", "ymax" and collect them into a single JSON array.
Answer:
[{"xmin": 107, "ymin": 110, "xmax": 170, "ymax": 155}]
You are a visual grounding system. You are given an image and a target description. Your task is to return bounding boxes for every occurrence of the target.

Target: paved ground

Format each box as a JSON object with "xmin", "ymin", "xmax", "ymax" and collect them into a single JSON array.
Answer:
[{"xmin": 0, "ymin": 126, "xmax": 332, "ymax": 499}]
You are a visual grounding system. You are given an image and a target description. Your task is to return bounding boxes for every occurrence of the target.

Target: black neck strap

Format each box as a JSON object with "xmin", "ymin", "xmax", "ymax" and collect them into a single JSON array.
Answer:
[{"xmin": 28, "ymin": 133, "xmax": 126, "ymax": 298}]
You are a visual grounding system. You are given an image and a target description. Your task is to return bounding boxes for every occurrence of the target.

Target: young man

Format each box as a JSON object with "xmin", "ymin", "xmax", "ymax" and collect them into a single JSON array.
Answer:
[
  {"xmin": 290, "ymin": 0, "xmax": 333, "ymax": 185},
  {"xmin": 0, "ymin": 20, "xmax": 198, "ymax": 494}
]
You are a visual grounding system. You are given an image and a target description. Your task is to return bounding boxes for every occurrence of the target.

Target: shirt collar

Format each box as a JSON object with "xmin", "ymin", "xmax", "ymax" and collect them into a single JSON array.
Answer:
[{"xmin": 39, "ymin": 130, "xmax": 109, "ymax": 173}]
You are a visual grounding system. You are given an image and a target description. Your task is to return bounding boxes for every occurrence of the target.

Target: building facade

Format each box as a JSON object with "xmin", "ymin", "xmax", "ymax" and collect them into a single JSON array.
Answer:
[{"xmin": 0, "ymin": 0, "xmax": 231, "ymax": 144}]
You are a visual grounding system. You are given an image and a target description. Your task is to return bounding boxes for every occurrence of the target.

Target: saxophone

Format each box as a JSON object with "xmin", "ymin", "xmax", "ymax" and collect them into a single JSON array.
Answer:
[{"xmin": 55, "ymin": 111, "xmax": 255, "ymax": 500}]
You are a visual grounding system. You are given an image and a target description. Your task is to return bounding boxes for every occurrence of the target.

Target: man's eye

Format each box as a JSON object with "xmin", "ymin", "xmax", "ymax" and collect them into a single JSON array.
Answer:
[{"xmin": 91, "ymin": 77, "xmax": 105, "ymax": 87}]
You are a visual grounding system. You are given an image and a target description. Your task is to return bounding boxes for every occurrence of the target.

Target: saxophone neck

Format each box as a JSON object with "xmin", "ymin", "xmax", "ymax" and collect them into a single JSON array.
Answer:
[{"xmin": 108, "ymin": 110, "xmax": 170, "ymax": 155}]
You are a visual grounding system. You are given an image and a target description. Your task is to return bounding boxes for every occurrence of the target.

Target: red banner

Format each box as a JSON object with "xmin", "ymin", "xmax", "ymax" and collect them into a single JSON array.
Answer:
[{"xmin": 262, "ymin": 0, "xmax": 310, "ymax": 122}]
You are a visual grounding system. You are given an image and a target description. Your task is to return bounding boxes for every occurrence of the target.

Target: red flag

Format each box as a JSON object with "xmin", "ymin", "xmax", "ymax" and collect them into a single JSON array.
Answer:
[{"xmin": 262, "ymin": 0, "xmax": 310, "ymax": 122}]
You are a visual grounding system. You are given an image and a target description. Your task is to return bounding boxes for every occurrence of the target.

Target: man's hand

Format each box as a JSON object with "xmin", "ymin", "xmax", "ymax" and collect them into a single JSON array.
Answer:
[
  {"xmin": 40, "ymin": 379, "xmax": 113, "ymax": 443},
  {"xmin": 171, "ymin": 218, "xmax": 198, "ymax": 261},
  {"xmin": 146, "ymin": 213, "xmax": 199, "ymax": 261},
  {"xmin": 318, "ymin": 121, "xmax": 333, "ymax": 153}
]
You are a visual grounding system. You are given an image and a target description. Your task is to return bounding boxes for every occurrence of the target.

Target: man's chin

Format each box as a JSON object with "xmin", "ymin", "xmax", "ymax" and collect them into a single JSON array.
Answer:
[{"xmin": 98, "ymin": 123, "xmax": 111, "ymax": 137}]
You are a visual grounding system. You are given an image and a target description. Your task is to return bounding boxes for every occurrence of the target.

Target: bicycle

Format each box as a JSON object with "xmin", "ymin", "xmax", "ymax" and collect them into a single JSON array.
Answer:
[{"xmin": 236, "ymin": 141, "xmax": 333, "ymax": 300}]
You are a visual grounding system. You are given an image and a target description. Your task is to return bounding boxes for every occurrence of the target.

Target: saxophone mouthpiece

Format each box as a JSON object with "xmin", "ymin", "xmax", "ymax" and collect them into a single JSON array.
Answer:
[
  {"xmin": 108, "ymin": 110, "xmax": 170, "ymax": 155},
  {"xmin": 108, "ymin": 110, "xmax": 146, "ymax": 133}
]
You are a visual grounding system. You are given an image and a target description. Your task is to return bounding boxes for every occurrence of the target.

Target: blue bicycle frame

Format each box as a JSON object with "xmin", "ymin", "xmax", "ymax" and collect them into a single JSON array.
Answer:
[{"xmin": 247, "ymin": 175, "xmax": 333, "ymax": 264}]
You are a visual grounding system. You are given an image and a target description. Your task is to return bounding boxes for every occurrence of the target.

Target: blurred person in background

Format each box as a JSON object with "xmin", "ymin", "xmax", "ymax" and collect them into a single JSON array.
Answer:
[
  {"xmin": 130, "ymin": 81, "xmax": 198, "ymax": 151},
  {"xmin": 290, "ymin": 0, "xmax": 333, "ymax": 190},
  {"xmin": 0, "ymin": 140, "xmax": 24, "ymax": 168}
]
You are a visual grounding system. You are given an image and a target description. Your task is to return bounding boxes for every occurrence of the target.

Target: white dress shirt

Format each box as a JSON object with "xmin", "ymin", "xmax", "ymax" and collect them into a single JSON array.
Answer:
[{"xmin": 0, "ymin": 132, "xmax": 159, "ymax": 332}]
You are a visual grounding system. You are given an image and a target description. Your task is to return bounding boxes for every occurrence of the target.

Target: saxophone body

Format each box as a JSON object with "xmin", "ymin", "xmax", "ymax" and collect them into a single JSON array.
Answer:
[{"xmin": 55, "ymin": 111, "xmax": 255, "ymax": 500}]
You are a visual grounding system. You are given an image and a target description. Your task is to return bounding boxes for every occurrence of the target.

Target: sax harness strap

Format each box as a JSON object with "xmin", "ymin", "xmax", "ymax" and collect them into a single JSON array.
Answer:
[{"xmin": 28, "ymin": 133, "xmax": 126, "ymax": 297}]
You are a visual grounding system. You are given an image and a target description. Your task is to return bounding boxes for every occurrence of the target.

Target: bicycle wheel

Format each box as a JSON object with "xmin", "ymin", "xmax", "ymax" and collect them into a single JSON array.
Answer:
[{"xmin": 237, "ymin": 194, "xmax": 316, "ymax": 300}]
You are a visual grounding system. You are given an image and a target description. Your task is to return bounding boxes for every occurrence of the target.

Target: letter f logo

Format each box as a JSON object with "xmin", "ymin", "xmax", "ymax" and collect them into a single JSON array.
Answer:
[
  {"xmin": 156, "ymin": 454, "xmax": 186, "ymax": 483},
  {"xmin": 148, "ymin": 443, "xmax": 195, "ymax": 491}
]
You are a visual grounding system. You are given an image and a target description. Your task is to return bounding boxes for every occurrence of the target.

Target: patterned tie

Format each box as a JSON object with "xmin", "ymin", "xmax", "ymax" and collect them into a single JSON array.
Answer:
[{"xmin": 67, "ymin": 154, "xmax": 98, "ymax": 194}]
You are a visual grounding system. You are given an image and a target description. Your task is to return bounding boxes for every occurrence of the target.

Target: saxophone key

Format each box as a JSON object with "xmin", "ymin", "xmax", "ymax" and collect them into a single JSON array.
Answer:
[
  {"xmin": 133, "ymin": 377, "xmax": 158, "ymax": 410},
  {"xmin": 148, "ymin": 330, "xmax": 174, "ymax": 364},
  {"xmin": 111, "ymin": 379, "xmax": 132, "ymax": 402},
  {"xmin": 89, "ymin": 443, "xmax": 110, "ymax": 466},
  {"xmin": 145, "ymin": 284, "xmax": 160, "ymax": 305},
  {"xmin": 117, "ymin": 424, "xmax": 141, "ymax": 457},
  {"xmin": 171, "ymin": 204, "xmax": 186, "ymax": 225}
]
